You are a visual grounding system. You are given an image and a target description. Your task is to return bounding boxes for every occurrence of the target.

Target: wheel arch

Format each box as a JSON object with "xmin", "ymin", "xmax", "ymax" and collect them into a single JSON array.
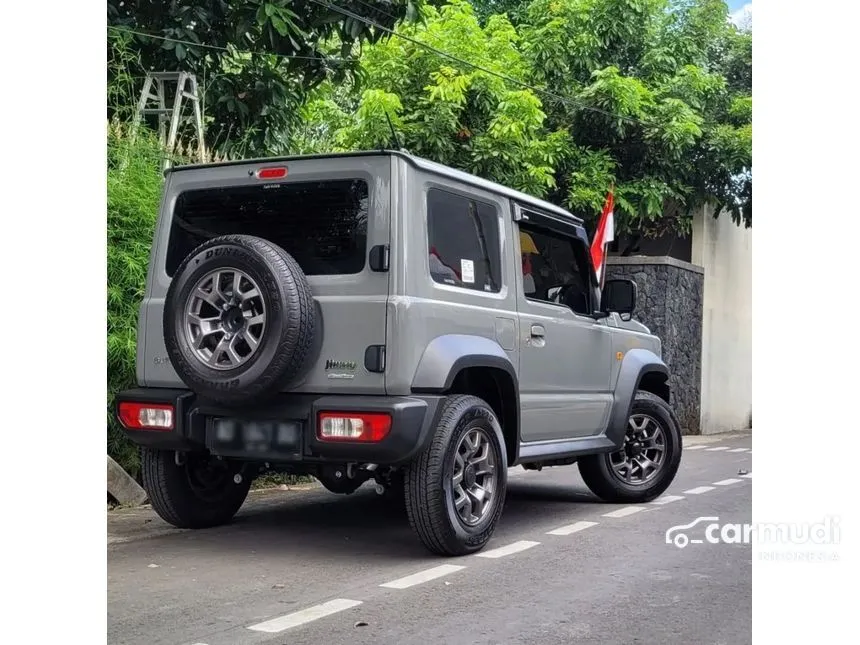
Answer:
[
  {"xmin": 411, "ymin": 334, "xmax": 520, "ymax": 465},
  {"xmin": 606, "ymin": 348, "xmax": 670, "ymax": 448}
]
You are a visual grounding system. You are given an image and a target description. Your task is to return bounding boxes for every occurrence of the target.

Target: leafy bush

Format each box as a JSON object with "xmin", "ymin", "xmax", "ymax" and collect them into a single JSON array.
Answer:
[{"xmin": 107, "ymin": 124, "xmax": 164, "ymax": 477}]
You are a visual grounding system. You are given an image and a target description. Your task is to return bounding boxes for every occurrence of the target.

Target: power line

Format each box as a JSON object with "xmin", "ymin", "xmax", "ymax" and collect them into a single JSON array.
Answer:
[
  {"xmin": 348, "ymin": 0, "xmax": 402, "ymax": 23},
  {"xmin": 307, "ymin": 0, "xmax": 652, "ymax": 127},
  {"xmin": 107, "ymin": 25, "xmax": 353, "ymax": 65}
]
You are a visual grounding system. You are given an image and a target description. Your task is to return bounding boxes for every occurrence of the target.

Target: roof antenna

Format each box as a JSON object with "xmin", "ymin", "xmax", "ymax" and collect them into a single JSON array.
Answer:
[{"xmin": 384, "ymin": 110, "xmax": 406, "ymax": 153}]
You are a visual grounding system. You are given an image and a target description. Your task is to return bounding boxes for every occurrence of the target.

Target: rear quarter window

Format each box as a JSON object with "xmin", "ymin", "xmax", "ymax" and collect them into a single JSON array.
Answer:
[
  {"xmin": 165, "ymin": 179, "xmax": 369, "ymax": 276},
  {"xmin": 426, "ymin": 188, "xmax": 501, "ymax": 293}
]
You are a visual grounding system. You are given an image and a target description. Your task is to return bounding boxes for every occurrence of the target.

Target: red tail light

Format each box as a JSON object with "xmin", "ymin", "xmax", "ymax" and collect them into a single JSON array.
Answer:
[
  {"xmin": 118, "ymin": 402, "xmax": 175, "ymax": 431},
  {"xmin": 255, "ymin": 166, "xmax": 288, "ymax": 180},
  {"xmin": 317, "ymin": 412, "xmax": 392, "ymax": 442}
]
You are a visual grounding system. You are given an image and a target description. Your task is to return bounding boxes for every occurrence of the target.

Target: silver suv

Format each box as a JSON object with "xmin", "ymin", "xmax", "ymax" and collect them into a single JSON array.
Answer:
[{"xmin": 116, "ymin": 151, "xmax": 682, "ymax": 556}]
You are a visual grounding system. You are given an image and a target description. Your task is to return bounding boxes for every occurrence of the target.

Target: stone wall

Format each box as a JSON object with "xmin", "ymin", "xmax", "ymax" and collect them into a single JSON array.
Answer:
[{"xmin": 607, "ymin": 256, "xmax": 704, "ymax": 434}]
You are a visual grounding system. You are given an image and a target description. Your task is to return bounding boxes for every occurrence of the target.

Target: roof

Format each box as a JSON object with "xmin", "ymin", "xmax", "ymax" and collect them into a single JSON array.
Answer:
[{"xmin": 168, "ymin": 149, "xmax": 583, "ymax": 225}]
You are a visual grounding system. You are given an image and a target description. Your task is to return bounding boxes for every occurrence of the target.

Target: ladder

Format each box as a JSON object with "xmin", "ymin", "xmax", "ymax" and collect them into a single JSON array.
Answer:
[{"xmin": 132, "ymin": 71, "xmax": 206, "ymax": 169}]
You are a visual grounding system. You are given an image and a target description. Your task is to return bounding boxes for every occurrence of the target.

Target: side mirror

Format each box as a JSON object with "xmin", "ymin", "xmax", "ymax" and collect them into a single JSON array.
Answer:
[{"xmin": 601, "ymin": 278, "xmax": 637, "ymax": 316}]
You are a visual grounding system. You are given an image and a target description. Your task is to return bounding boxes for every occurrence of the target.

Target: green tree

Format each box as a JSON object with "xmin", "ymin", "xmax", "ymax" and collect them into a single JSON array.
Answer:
[
  {"xmin": 294, "ymin": 0, "xmax": 570, "ymax": 197},
  {"xmin": 295, "ymin": 0, "xmax": 751, "ymax": 238},
  {"xmin": 521, "ymin": 0, "xmax": 751, "ymax": 235},
  {"xmin": 107, "ymin": 0, "xmax": 422, "ymax": 158}
]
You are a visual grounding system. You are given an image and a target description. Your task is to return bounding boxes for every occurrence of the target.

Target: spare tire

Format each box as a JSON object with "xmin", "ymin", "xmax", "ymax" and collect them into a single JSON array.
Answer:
[{"xmin": 164, "ymin": 234, "xmax": 316, "ymax": 406}]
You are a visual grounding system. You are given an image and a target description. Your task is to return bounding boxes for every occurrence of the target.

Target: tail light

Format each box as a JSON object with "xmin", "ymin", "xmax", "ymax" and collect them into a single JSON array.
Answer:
[
  {"xmin": 118, "ymin": 402, "xmax": 175, "ymax": 431},
  {"xmin": 317, "ymin": 412, "xmax": 391, "ymax": 442}
]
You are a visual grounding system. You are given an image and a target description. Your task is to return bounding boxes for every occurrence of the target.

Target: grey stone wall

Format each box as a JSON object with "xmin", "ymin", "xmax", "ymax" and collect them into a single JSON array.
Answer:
[{"xmin": 607, "ymin": 256, "xmax": 704, "ymax": 434}]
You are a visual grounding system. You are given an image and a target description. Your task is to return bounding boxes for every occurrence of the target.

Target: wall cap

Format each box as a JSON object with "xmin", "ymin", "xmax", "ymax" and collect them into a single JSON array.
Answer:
[{"xmin": 607, "ymin": 255, "xmax": 705, "ymax": 275}]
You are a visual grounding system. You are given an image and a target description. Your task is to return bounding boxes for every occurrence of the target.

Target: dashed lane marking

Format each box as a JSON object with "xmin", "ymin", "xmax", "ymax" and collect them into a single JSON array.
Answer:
[
  {"xmin": 475, "ymin": 540, "xmax": 540, "ymax": 559},
  {"xmin": 714, "ymin": 478, "xmax": 743, "ymax": 486},
  {"xmin": 602, "ymin": 506, "xmax": 644, "ymax": 518},
  {"xmin": 547, "ymin": 520, "xmax": 598, "ymax": 536},
  {"xmin": 741, "ymin": 472, "xmax": 753, "ymax": 479},
  {"xmin": 247, "ymin": 599, "xmax": 362, "ymax": 633},
  {"xmin": 685, "ymin": 445, "xmax": 707, "ymax": 450},
  {"xmin": 380, "ymin": 564, "xmax": 466, "ymax": 589},
  {"xmin": 650, "ymin": 495, "xmax": 685, "ymax": 506},
  {"xmin": 728, "ymin": 448, "xmax": 750, "ymax": 453},
  {"xmin": 705, "ymin": 446, "xmax": 730, "ymax": 452},
  {"xmin": 684, "ymin": 486, "xmax": 715, "ymax": 495}
]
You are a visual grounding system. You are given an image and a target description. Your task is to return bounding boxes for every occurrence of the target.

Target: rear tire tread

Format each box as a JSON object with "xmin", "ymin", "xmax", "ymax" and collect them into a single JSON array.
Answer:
[
  {"xmin": 404, "ymin": 394, "xmax": 506, "ymax": 556},
  {"xmin": 141, "ymin": 448, "xmax": 251, "ymax": 529}
]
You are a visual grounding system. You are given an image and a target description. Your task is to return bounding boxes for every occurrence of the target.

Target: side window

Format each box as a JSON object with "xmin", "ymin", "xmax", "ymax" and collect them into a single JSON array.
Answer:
[
  {"xmin": 427, "ymin": 188, "xmax": 502, "ymax": 293},
  {"xmin": 519, "ymin": 223, "xmax": 593, "ymax": 315}
]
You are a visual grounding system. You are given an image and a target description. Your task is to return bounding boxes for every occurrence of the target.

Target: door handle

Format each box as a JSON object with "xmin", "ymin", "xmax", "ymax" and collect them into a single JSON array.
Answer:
[{"xmin": 530, "ymin": 324, "xmax": 545, "ymax": 338}]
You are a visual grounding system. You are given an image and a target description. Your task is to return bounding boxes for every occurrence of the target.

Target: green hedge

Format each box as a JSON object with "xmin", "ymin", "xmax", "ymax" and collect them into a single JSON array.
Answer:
[{"xmin": 107, "ymin": 126, "xmax": 164, "ymax": 477}]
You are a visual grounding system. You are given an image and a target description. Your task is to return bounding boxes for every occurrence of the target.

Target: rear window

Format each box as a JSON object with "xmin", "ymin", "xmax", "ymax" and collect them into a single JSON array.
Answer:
[{"xmin": 166, "ymin": 179, "xmax": 369, "ymax": 276}]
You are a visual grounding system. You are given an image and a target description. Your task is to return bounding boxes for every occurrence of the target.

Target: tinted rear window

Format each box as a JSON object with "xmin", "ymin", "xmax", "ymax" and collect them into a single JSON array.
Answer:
[
  {"xmin": 166, "ymin": 179, "xmax": 369, "ymax": 276},
  {"xmin": 427, "ymin": 188, "xmax": 501, "ymax": 293}
]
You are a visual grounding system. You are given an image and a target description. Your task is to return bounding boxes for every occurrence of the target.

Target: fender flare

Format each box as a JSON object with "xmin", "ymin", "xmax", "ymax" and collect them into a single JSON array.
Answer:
[
  {"xmin": 411, "ymin": 334, "xmax": 520, "ymax": 462},
  {"xmin": 606, "ymin": 348, "xmax": 669, "ymax": 447},
  {"xmin": 411, "ymin": 334, "xmax": 518, "ymax": 393}
]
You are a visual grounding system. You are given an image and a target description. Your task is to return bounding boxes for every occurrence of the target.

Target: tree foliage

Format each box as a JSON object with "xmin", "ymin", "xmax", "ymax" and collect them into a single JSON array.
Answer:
[
  {"xmin": 107, "ymin": 0, "xmax": 422, "ymax": 158},
  {"xmin": 294, "ymin": 0, "xmax": 751, "ymax": 236}
]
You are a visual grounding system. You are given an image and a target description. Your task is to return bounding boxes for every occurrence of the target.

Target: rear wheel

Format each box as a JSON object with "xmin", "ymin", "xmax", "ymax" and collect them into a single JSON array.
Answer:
[
  {"xmin": 404, "ymin": 395, "xmax": 507, "ymax": 556},
  {"xmin": 141, "ymin": 448, "xmax": 252, "ymax": 529},
  {"xmin": 578, "ymin": 391, "xmax": 682, "ymax": 503}
]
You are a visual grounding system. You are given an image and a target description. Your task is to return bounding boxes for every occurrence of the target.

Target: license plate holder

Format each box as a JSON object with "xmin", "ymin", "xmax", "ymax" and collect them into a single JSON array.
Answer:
[{"xmin": 206, "ymin": 417, "xmax": 303, "ymax": 459}]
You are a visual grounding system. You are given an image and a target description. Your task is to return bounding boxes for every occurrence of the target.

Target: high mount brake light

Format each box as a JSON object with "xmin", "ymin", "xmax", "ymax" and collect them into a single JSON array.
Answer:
[{"xmin": 255, "ymin": 166, "xmax": 288, "ymax": 180}]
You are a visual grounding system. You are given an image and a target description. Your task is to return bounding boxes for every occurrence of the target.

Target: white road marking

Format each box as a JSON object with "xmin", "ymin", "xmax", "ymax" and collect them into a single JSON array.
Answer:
[
  {"xmin": 602, "ymin": 506, "xmax": 644, "ymax": 518},
  {"xmin": 705, "ymin": 446, "xmax": 730, "ymax": 452},
  {"xmin": 650, "ymin": 495, "xmax": 685, "ymax": 505},
  {"xmin": 247, "ymin": 599, "xmax": 362, "ymax": 633},
  {"xmin": 380, "ymin": 564, "xmax": 466, "ymax": 589},
  {"xmin": 685, "ymin": 445, "xmax": 707, "ymax": 450},
  {"xmin": 728, "ymin": 448, "xmax": 749, "ymax": 453},
  {"xmin": 684, "ymin": 486, "xmax": 715, "ymax": 495},
  {"xmin": 741, "ymin": 472, "xmax": 753, "ymax": 479},
  {"xmin": 714, "ymin": 478, "xmax": 743, "ymax": 486},
  {"xmin": 547, "ymin": 520, "xmax": 599, "ymax": 536},
  {"xmin": 475, "ymin": 540, "xmax": 540, "ymax": 558}
]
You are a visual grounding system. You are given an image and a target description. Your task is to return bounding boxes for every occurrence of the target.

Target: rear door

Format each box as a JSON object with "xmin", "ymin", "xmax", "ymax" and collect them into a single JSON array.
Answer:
[{"xmin": 140, "ymin": 155, "xmax": 392, "ymax": 394}]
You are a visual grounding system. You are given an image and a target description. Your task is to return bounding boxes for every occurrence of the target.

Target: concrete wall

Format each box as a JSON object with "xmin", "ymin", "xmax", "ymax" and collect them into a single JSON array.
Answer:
[
  {"xmin": 607, "ymin": 257, "xmax": 704, "ymax": 434},
  {"xmin": 691, "ymin": 206, "xmax": 753, "ymax": 434}
]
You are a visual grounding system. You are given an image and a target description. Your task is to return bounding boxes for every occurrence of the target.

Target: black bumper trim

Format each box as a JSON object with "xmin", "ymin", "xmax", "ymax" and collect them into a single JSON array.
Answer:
[{"xmin": 115, "ymin": 388, "xmax": 442, "ymax": 465}]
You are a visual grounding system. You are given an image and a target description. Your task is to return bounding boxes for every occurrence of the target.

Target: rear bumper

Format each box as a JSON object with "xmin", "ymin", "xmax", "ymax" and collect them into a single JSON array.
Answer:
[{"xmin": 115, "ymin": 388, "xmax": 442, "ymax": 465}]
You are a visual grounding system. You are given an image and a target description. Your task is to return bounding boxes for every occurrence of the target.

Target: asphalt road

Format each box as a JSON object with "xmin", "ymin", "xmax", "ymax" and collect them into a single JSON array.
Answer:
[{"xmin": 108, "ymin": 433, "xmax": 752, "ymax": 645}]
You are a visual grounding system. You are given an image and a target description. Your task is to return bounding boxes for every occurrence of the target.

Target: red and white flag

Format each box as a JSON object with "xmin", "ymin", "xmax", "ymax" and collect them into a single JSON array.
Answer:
[{"xmin": 590, "ymin": 188, "xmax": 615, "ymax": 287}]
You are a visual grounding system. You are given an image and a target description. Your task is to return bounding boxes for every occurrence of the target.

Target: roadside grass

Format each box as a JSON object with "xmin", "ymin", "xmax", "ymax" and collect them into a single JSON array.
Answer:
[
  {"xmin": 252, "ymin": 473, "xmax": 317, "ymax": 490},
  {"xmin": 107, "ymin": 124, "xmax": 164, "ymax": 478}
]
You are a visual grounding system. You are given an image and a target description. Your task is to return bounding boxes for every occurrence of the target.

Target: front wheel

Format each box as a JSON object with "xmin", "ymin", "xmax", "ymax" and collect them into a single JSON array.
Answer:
[
  {"xmin": 578, "ymin": 391, "xmax": 682, "ymax": 503},
  {"xmin": 404, "ymin": 395, "xmax": 508, "ymax": 556},
  {"xmin": 141, "ymin": 448, "xmax": 252, "ymax": 529}
]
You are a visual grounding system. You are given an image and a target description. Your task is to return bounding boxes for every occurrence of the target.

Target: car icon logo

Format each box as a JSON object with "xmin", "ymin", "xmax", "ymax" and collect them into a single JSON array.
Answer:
[{"xmin": 665, "ymin": 517, "xmax": 720, "ymax": 548}]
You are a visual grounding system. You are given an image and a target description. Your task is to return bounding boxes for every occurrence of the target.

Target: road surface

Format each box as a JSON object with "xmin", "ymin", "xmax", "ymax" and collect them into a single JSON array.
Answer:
[{"xmin": 108, "ymin": 433, "xmax": 752, "ymax": 645}]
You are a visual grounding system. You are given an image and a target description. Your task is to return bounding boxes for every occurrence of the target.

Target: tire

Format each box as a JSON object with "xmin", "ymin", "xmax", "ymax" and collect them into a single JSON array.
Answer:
[
  {"xmin": 164, "ymin": 234, "xmax": 316, "ymax": 406},
  {"xmin": 404, "ymin": 395, "xmax": 508, "ymax": 556},
  {"xmin": 141, "ymin": 448, "xmax": 252, "ymax": 529},
  {"xmin": 578, "ymin": 391, "xmax": 683, "ymax": 503}
]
